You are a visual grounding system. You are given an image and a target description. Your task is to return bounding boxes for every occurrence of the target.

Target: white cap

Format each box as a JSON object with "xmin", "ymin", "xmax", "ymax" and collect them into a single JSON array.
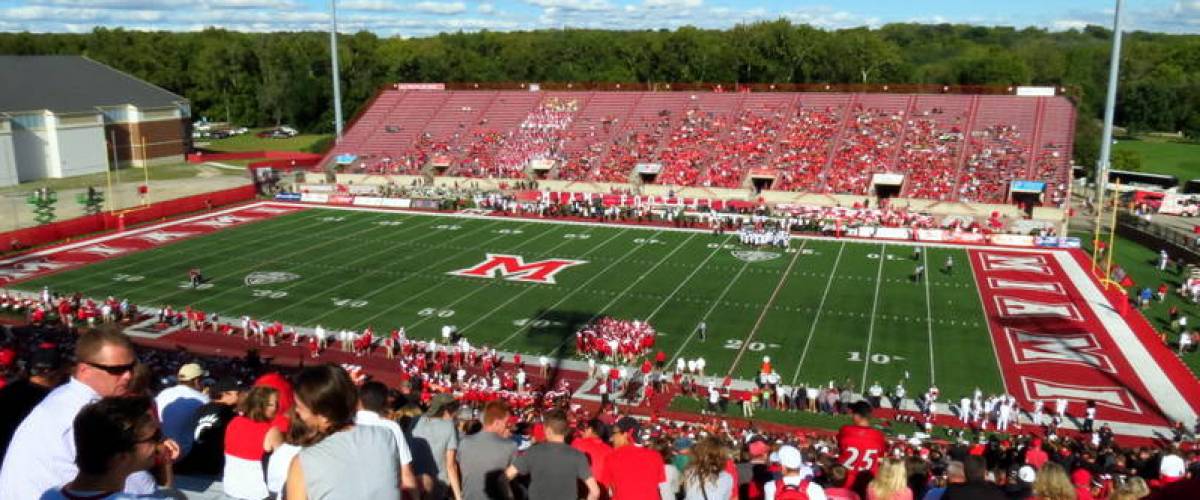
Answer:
[
  {"xmin": 778, "ymin": 445, "xmax": 803, "ymax": 469},
  {"xmin": 1018, "ymin": 466, "xmax": 1037, "ymax": 483}
]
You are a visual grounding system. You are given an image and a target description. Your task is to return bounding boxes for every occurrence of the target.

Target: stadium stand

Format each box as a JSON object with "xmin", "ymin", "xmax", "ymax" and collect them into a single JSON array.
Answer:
[{"xmin": 324, "ymin": 89, "xmax": 1075, "ymax": 206}]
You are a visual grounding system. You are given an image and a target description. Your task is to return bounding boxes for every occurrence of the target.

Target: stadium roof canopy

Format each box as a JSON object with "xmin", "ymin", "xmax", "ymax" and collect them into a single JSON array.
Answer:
[{"xmin": 0, "ymin": 56, "xmax": 186, "ymax": 114}]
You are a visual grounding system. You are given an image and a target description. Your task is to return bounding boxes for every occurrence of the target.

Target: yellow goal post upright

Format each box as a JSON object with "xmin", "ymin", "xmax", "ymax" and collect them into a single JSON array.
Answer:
[{"xmin": 1091, "ymin": 178, "xmax": 1123, "ymax": 291}]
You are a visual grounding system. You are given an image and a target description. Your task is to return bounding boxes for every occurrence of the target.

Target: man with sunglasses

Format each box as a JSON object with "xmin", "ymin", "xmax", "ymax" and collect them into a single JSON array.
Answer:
[
  {"xmin": 39, "ymin": 396, "xmax": 177, "ymax": 500},
  {"xmin": 0, "ymin": 329, "xmax": 180, "ymax": 499}
]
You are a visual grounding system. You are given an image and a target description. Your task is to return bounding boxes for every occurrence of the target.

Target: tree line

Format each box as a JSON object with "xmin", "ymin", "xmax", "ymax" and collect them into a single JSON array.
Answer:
[{"xmin": 1, "ymin": 21, "xmax": 1198, "ymax": 168}]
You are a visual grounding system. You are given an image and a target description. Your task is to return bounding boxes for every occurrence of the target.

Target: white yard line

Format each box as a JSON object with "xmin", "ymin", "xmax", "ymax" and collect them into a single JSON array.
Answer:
[
  {"xmin": 645, "ymin": 235, "xmax": 733, "ymax": 321},
  {"xmin": 493, "ymin": 229, "xmax": 638, "ymax": 349},
  {"xmin": 859, "ymin": 244, "xmax": 887, "ymax": 390},
  {"xmin": 792, "ymin": 241, "xmax": 846, "ymax": 385},
  {"xmin": 923, "ymin": 248, "xmax": 936, "ymax": 384},
  {"xmin": 725, "ymin": 240, "xmax": 807, "ymax": 377},
  {"xmin": 666, "ymin": 261, "xmax": 752, "ymax": 368}
]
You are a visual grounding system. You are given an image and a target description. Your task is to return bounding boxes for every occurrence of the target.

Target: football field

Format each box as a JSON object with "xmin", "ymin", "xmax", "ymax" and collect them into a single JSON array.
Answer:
[{"xmin": 12, "ymin": 206, "xmax": 1005, "ymax": 395}]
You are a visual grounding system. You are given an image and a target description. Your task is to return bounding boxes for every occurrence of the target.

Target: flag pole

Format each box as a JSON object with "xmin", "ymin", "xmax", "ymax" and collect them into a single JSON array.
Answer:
[
  {"xmin": 141, "ymin": 136, "xmax": 150, "ymax": 206},
  {"xmin": 1103, "ymin": 179, "xmax": 1121, "ymax": 291}
]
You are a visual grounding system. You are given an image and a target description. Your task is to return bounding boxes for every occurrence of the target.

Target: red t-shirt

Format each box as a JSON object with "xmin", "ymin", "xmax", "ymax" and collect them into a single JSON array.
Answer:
[
  {"xmin": 599, "ymin": 444, "xmax": 666, "ymax": 500},
  {"xmin": 572, "ymin": 436, "xmax": 614, "ymax": 484},
  {"xmin": 837, "ymin": 425, "xmax": 886, "ymax": 473},
  {"xmin": 224, "ymin": 416, "xmax": 273, "ymax": 461}
]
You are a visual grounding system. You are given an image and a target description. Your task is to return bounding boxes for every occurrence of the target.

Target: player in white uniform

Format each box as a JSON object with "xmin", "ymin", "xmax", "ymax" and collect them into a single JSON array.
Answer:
[{"xmin": 959, "ymin": 396, "xmax": 972, "ymax": 424}]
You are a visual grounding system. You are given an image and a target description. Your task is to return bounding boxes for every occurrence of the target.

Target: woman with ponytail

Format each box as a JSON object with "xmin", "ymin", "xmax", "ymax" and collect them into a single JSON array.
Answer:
[{"xmin": 283, "ymin": 364, "xmax": 403, "ymax": 500}]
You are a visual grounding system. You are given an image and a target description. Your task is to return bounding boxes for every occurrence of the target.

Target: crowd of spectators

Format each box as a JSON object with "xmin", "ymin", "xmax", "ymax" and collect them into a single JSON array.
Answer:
[
  {"xmin": 959, "ymin": 125, "xmax": 1030, "ymax": 204},
  {"xmin": 823, "ymin": 105, "xmax": 905, "ymax": 195},
  {"xmin": 1, "ymin": 285, "xmax": 1199, "ymax": 499}
]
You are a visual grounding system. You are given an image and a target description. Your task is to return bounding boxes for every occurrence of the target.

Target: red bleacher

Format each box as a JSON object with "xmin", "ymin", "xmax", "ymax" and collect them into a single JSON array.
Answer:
[{"xmin": 324, "ymin": 89, "xmax": 1074, "ymax": 205}]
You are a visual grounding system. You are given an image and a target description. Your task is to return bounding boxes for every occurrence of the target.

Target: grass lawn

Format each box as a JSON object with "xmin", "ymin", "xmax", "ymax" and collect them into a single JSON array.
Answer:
[
  {"xmin": 1073, "ymin": 230, "xmax": 1200, "ymax": 377},
  {"xmin": 1112, "ymin": 136, "xmax": 1200, "ymax": 182},
  {"xmin": 11, "ymin": 208, "xmax": 1003, "ymax": 395},
  {"xmin": 0, "ymin": 163, "xmax": 241, "ymax": 196},
  {"xmin": 200, "ymin": 129, "xmax": 331, "ymax": 153}
]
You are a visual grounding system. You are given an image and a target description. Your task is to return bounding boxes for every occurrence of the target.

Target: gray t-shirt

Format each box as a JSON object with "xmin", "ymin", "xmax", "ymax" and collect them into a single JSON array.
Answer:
[
  {"xmin": 511, "ymin": 441, "xmax": 592, "ymax": 500},
  {"xmin": 410, "ymin": 415, "xmax": 460, "ymax": 482},
  {"xmin": 682, "ymin": 471, "xmax": 734, "ymax": 500},
  {"xmin": 299, "ymin": 425, "xmax": 401, "ymax": 500},
  {"xmin": 457, "ymin": 431, "xmax": 517, "ymax": 500}
]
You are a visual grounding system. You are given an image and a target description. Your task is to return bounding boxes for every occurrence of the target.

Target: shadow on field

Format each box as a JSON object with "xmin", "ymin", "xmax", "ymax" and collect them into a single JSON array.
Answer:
[{"xmin": 523, "ymin": 308, "xmax": 593, "ymax": 398}]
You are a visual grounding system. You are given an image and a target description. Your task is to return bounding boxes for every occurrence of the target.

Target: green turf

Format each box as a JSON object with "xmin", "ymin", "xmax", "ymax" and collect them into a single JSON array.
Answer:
[
  {"xmin": 1112, "ymin": 136, "xmax": 1200, "ymax": 182},
  {"xmin": 12, "ymin": 208, "xmax": 1003, "ymax": 394},
  {"xmin": 1074, "ymin": 230, "xmax": 1200, "ymax": 377},
  {"xmin": 200, "ymin": 129, "xmax": 331, "ymax": 153}
]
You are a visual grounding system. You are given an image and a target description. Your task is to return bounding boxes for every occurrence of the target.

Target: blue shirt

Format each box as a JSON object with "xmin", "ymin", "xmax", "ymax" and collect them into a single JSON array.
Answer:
[{"xmin": 0, "ymin": 378, "xmax": 156, "ymax": 499}]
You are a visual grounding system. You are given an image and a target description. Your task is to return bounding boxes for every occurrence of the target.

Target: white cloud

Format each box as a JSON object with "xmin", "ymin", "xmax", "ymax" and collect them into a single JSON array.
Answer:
[
  {"xmin": 203, "ymin": 0, "xmax": 298, "ymax": 9},
  {"xmin": 339, "ymin": 0, "xmax": 401, "ymax": 11},
  {"xmin": 1051, "ymin": 19, "xmax": 1090, "ymax": 31},
  {"xmin": 38, "ymin": 0, "xmax": 190, "ymax": 10},
  {"xmin": 643, "ymin": 0, "xmax": 701, "ymax": 8},
  {"xmin": 413, "ymin": 1, "xmax": 467, "ymax": 15},
  {"xmin": 524, "ymin": 0, "xmax": 613, "ymax": 13},
  {"xmin": 477, "ymin": 3, "xmax": 495, "ymax": 14}
]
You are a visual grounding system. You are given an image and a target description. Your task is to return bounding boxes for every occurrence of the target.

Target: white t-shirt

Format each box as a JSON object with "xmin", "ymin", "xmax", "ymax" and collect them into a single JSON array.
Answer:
[
  {"xmin": 355, "ymin": 411, "xmax": 414, "ymax": 465},
  {"xmin": 1160, "ymin": 453, "xmax": 1187, "ymax": 479}
]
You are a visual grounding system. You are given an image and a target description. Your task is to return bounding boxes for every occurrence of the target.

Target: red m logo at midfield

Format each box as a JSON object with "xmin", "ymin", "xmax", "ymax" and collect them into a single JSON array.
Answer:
[{"xmin": 449, "ymin": 254, "xmax": 587, "ymax": 284}]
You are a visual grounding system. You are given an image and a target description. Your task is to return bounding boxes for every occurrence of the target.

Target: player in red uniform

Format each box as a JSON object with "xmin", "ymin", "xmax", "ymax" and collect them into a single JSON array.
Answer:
[{"xmin": 837, "ymin": 401, "xmax": 887, "ymax": 493}]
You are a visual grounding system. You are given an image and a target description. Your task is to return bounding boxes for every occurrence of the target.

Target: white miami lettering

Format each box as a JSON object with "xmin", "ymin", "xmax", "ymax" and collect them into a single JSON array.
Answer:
[
  {"xmin": 995, "ymin": 297, "xmax": 1081, "ymax": 321},
  {"xmin": 981, "ymin": 253, "xmax": 1052, "ymax": 275},
  {"xmin": 134, "ymin": 231, "xmax": 193, "ymax": 244},
  {"xmin": 0, "ymin": 260, "xmax": 69, "ymax": 282},
  {"xmin": 73, "ymin": 244, "xmax": 128, "ymax": 257},
  {"xmin": 987, "ymin": 278, "xmax": 1064, "ymax": 295},
  {"xmin": 189, "ymin": 215, "xmax": 251, "ymax": 228},
  {"xmin": 449, "ymin": 253, "xmax": 587, "ymax": 284},
  {"xmin": 1006, "ymin": 329, "xmax": 1115, "ymax": 373},
  {"xmin": 1021, "ymin": 377, "xmax": 1141, "ymax": 414}
]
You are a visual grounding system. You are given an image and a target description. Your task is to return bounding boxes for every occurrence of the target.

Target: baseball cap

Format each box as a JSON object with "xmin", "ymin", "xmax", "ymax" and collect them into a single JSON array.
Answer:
[
  {"xmin": 177, "ymin": 363, "xmax": 206, "ymax": 382},
  {"xmin": 210, "ymin": 376, "xmax": 246, "ymax": 394},
  {"xmin": 427, "ymin": 393, "xmax": 458, "ymax": 415},
  {"xmin": 778, "ymin": 445, "xmax": 803, "ymax": 469},
  {"xmin": 1018, "ymin": 465, "xmax": 1037, "ymax": 483}
]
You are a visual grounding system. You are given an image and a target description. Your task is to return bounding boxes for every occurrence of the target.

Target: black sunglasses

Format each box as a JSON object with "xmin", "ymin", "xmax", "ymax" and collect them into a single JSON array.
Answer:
[{"xmin": 85, "ymin": 360, "xmax": 137, "ymax": 376}]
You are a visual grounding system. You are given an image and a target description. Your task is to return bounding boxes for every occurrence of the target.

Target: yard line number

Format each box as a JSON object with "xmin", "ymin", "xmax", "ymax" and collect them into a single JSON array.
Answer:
[
  {"xmin": 846, "ymin": 351, "xmax": 905, "ymax": 364},
  {"xmin": 724, "ymin": 339, "xmax": 780, "ymax": 351},
  {"xmin": 330, "ymin": 297, "xmax": 369, "ymax": 308},
  {"xmin": 417, "ymin": 308, "xmax": 456, "ymax": 318}
]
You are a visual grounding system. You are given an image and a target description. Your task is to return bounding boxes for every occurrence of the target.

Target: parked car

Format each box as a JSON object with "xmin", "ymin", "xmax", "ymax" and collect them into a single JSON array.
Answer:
[{"xmin": 257, "ymin": 126, "xmax": 298, "ymax": 139}]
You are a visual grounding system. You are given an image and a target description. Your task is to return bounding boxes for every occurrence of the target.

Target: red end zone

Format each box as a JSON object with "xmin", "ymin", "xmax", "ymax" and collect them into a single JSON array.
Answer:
[
  {"xmin": 0, "ymin": 203, "xmax": 305, "ymax": 285},
  {"xmin": 970, "ymin": 248, "xmax": 1200, "ymax": 429}
]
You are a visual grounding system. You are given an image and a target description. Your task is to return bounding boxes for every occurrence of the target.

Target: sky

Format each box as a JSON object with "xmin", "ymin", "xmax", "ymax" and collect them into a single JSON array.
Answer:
[{"xmin": 0, "ymin": 0, "xmax": 1196, "ymax": 37}]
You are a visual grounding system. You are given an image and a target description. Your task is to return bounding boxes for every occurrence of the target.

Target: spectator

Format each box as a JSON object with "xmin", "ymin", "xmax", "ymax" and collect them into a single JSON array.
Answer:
[
  {"xmin": 222, "ymin": 385, "xmax": 281, "ymax": 499},
  {"xmin": 920, "ymin": 461, "xmax": 963, "ymax": 500},
  {"xmin": 411, "ymin": 393, "xmax": 464, "ymax": 500},
  {"xmin": 355, "ymin": 381, "xmax": 419, "ymax": 497},
  {"xmin": 175, "ymin": 376, "xmax": 244, "ymax": 476},
  {"xmin": 505, "ymin": 409, "xmax": 600, "ymax": 500},
  {"xmin": 0, "ymin": 329, "xmax": 161, "ymax": 498},
  {"xmin": 457, "ymin": 400, "xmax": 517, "ymax": 500},
  {"xmin": 868, "ymin": 458, "xmax": 912, "ymax": 500},
  {"xmin": 941, "ymin": 455, "xmax": 1005, "ymax": 500},
  {"xmin": 265, "ymin": 413, "xmax": 313, "ymax": 499},
  {"xmin": 572, "ymin": 418, "xmax": 614, "ymax": 491},
  {"xmin": 764, "ymin": 445, "xmax": 828, "ymax": 500},
  {"xmin": 1030, "ymin": 462, "xmax": 1075, "ymax": 500},
  {"xmin": 0, "ymin": 342, "xmax": 65, "ymax": 460},
  {"xmin": 599, "ymin": 416, "xmax": 667, "ymax": 500},
  {"xmin": 39, "ymin": 396, "xmax": 178, "ymax": 500},
  {"xmin": 682, "ymin": 437, "xmax": 734, "ymax": 500},
  {"xmin": 154, "ymin": 362, "xmax": 209, "ymax": 458},
  {"xmin": 648, "ymin": 437, "xmax": 681, "ymax": 500},
  {"xmin": 1005, "ymin": 466, "xmax": 1036, "ymax": 499},
  {"xmin": 285, "ymin": 364, "xmax": 404, "ymax": 499},
  {"xmin": 1109, "ymin": 477, "xmax": 1149, "ymax": 500}
]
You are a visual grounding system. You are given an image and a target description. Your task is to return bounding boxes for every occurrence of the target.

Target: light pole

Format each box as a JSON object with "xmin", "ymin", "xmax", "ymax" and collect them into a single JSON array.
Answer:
[
  {"xmin": 329, "ymin": 0, "xmax": 344, "ymax": 140},
  {"xmin": 1095, "ymin": 0, "xmax": 1124, "ymax": 205}
]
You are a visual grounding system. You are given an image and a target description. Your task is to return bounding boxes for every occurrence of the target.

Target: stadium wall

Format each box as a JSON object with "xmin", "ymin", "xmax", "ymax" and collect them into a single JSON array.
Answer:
[
  {"xmin": 0, "ymin": 184, "xmax": 256, "ymax": 253},
  {"xmin": 103, "ymin": 105, "xmax": 190, "ymax": 167}
]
